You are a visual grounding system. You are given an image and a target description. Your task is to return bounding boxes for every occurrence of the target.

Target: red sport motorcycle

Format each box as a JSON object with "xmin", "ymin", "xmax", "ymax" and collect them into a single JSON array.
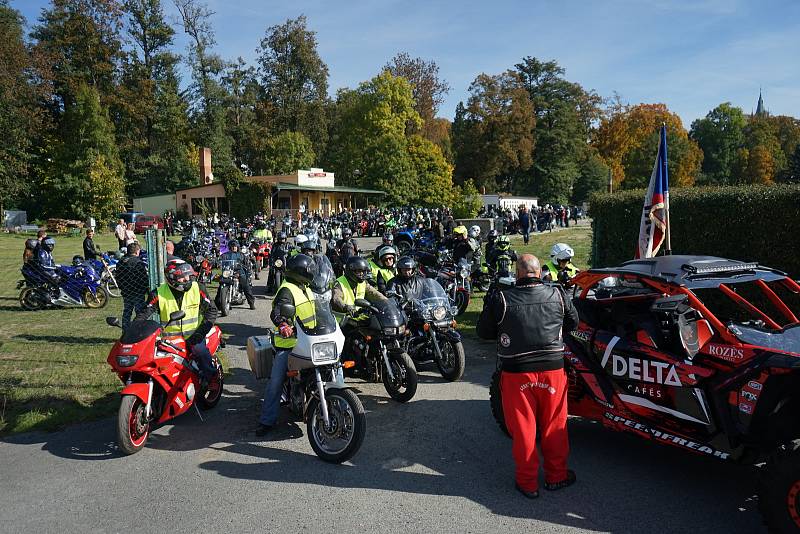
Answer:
[{"xmin": 105, "ymin": 311, "xmax": 224, "ymax": 454}]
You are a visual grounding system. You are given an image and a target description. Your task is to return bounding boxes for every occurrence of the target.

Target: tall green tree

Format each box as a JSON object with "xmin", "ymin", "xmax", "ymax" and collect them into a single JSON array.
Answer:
[
  {"xmin": 45, "ymin": 83, "xmax": 125, "ymax": 220},
  {"xmin": 571, "ymin": 150, "xmax": 609, "ymax": 203},
  {"xmin": 257, "ymin": 16, "xmax": 329, "ymax": 155},
  {"xmin": 407, "ymin": 134, "xmax": 456, "ymax": 207},
  {"xmin": 0, "ymin": 1, "xmax": 49, "ymax": 213},
  {"xmin": 689, "ymin": 103, "xmax": 746, "ymax": 184},
  {"xmin": 117, "ymin": 0, "xmax": 195, "ymax": 196},
  {"xmin": 514, "ymin": 57, "xmax": 602, "ymax": 202},
  {"xmin": 326, "ymin": 72, "xmax": 423, "ymax": 205},
  {"xmin": 32, "ymin": 0, "xmax": 123, "ymax": 112},
  {"xmin": 384, "ymin": 52, "xmax": 450, "ymax": 140},
  {"xmin": 451, "ymin": 71, "xmax": 535, "ymax": 192},
  {"xmin": 222, "ymin": 57, "xmax": 263, "ymax": 174},
  {"xmin": 260, "ymin": 131, "xmax": 315, "ymax": 175},
  {"xmin": 174, "ymin": 0, "xmax": 237, "ymax": 187}
]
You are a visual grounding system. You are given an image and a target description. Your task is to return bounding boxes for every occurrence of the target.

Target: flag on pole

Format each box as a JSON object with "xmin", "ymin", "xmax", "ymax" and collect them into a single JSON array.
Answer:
[{"xmin": 635, "ymin": 125, "xmax": 670, "ymax": 259}]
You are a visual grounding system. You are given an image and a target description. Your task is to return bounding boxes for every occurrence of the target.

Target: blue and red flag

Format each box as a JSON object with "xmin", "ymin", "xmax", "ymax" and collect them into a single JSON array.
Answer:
[{"xmin": 635, "ymin": 125, "xmax": 670, "ymax": 259}]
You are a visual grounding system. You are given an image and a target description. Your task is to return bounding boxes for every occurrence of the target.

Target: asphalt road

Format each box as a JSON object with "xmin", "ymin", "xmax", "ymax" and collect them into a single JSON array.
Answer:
[{"xmin": 0, "ymin": 237, "xmax": 766, "ymax": 533}]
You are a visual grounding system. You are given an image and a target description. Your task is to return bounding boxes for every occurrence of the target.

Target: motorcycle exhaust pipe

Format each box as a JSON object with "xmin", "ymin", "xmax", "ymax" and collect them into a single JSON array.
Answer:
[{"xmin": 314, "ymin": 368, "xmax": 331, "ymax": 428}]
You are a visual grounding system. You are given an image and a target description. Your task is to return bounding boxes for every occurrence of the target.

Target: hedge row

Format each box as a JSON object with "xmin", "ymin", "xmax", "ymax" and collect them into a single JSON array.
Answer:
[{"xmin": 589, "ymin": 184, "xmax": 800, "ymax": 276}]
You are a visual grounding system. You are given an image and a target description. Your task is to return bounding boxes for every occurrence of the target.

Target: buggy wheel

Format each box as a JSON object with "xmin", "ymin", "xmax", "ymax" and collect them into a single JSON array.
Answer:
[
  {"xmin": 758, "ymin": 441, "xmax": 800, "ymax": 533},
  {"xmin": 490, "ymin": 369, "xmax": 510, "ymax": 437}
]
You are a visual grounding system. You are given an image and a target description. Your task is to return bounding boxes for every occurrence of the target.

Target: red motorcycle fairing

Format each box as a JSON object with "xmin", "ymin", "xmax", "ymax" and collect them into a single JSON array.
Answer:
[
  {"xmin": 205, "ymin": 325, "xmax": 222, "ymax": 354},
  {"xmin": 120, "ymin": 382, "xmax": 150, "ymax": 403}
]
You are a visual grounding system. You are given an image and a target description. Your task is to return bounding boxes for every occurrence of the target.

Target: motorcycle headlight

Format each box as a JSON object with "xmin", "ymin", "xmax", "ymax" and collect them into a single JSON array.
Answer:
[
  {"xmin": 432, "ymin": 305, "xmax": 447, "ymax": 321},
  {"xmin": 274, "ymin": 259, "xmax": 283, "ymax": 268},
  {"xmin": 460, "ymin": 268, "xmax": 470, "ymax": 278},
  {"xmin": 115, "ymin": 355, "xmax": 139, "ymax": 367},
  {"xmin": 312, "ymin": 341, "xmax": 337, "ymax": 364},
  {"xmin": 222, "ymin": 269, "xmax": 233, "ymax": 278}
]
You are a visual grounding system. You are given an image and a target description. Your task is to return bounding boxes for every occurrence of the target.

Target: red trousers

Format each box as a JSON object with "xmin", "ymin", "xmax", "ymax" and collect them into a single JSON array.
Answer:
[{"xmin": 501, "ymin": 368, "xmax": 569, "ymax": 492}]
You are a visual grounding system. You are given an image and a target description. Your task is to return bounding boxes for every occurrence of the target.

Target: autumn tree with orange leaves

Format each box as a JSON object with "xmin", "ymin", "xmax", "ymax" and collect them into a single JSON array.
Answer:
[{"xmin": 594, "ymin": 103, "xmax": 703, "ymax": 189}]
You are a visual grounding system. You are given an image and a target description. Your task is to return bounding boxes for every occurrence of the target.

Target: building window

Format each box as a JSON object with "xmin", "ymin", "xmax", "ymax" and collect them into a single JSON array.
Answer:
[{"xmin": 217, "ymin": 197, "xmax": 228, "ymax": 214}]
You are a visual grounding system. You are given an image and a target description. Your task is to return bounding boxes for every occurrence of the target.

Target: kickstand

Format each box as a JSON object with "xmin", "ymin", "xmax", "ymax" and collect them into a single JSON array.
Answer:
[{"xmin": 194, "ymin": 401, "xmax": 205, "ymax": 422}]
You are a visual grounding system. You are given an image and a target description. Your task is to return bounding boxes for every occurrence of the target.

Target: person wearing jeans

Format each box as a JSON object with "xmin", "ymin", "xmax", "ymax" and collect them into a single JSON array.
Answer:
[
  {"xmin": 519, "ymin": 206, "xmax": 531, "ymax": 245},
  {"xmin": 116, "ymin": 242, "xmax": 149, "ymax": 330}
]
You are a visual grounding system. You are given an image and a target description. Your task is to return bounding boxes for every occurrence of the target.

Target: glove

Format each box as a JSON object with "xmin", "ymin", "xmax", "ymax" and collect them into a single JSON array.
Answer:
[
  {"xmin": 346, "ymin": 305, "xmax": 359, "ymax": 317},
  {"xmin": 278, "ymin": 322, "xmax": 294, "ymax": 338},
  {"xmin": 186, "ymin": 333, "xmax": 202, "ymax": 346}
]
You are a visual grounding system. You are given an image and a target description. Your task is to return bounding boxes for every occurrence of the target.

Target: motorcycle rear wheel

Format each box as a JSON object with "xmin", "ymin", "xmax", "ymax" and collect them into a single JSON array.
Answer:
[
  {"xmin": 19, "ymin": 288, "xmax": 44, "ymax": 310},
  {"xmin": 436, "ymin": 339, "xmax": 465, "ymax": 382},
  {"xmin": 117, "ymin": 395, "xmax": 149, "ymax": 455},
  {"xmin": 83, "ymin": 287, "xmax": 109, "ymax": 309},
  {"xmin": 103, "ymin": 277, "xmax": 121, "ymax": 298},
  {"xmin": 197, "ymin": 361, "xmax": 224, "ymax": 410},
  {"xmin": 382, "ymin": 352, "xmax": 418, "ymax": 402},
  {"xmin": 490, "ymin": 370, "xmax": 510, "ymax": 437},
  {"xmin": 307, "ymin": 388, "xmax": 366, "ymax": 464}
]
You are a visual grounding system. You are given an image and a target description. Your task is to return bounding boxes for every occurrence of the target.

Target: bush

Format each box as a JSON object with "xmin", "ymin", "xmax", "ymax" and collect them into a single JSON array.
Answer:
[{"xmin": 589, "ymin": 184, "xmax": 800, "ymax": 276}]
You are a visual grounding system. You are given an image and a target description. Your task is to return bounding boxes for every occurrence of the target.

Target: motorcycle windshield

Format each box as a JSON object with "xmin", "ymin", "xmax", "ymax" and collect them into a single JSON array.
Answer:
[
  {"xmin": 220, "ymin": 259, "xmax": 238, "ymax": 270},
  {"xmin": 369, "ymin": 298, "xmax": 405, "ymax": 327},
  {"xmin": 298, "ymin": 300, "xmax": 340, "ymax": 336},
  {"xmin": 415, "ymin": 278, "xmax": 450, "ymax": 309},
  {"xmin": 122, "ymin": 320, "xmax": 160, "ymax": 343},
  {"xmin": 311, "ymin": 256, "xmax": 334, "ymax": 294}
]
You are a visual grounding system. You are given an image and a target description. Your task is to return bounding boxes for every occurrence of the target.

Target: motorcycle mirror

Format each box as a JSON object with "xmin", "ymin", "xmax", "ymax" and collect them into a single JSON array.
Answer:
[
  {"xmin": 278, "ymin": 302, "xmax": 296, "ymax": 319},
  {"xmin": 354, "ymin": 298, "xmax": 371, "ymax": 308},
  {"xmin": 106, "ymin": 316, "xmax": 121, "ymax": 328},
  {"xmin": 170, "ymin": 310, "xmax": 186, "ymax": 322}
]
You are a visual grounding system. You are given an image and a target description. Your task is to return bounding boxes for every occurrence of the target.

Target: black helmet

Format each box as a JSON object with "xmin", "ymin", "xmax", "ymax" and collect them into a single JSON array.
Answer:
[
  {"xmin": 164, "ymin": 259, "xmax": 195, "ymax": 292},
  {"xmin": 344, "ymin": 256, "xmax": 369, "ymax": 284},
  {"xmin": 276, "ymin": 232, "xmax": 287, "ymax": 243},
  {"xmin": 302, "ymin": 239, "xmax": 318, "ymax": 253},
  {"xmin": 342, "ymin": 227, "xmax": 352, "ymax": 238},
  {"xmin": 382, "ymin": 232, "xmax": 394, "ymax": 245},
  {"xmin": 396, "ymin": 256, "xmax": 416, "ymax": 278},
  {"xmin": 285, "ymin": 254, "xmax": 314, "ymax": 286},
  {"xmin": 42, "ymin": 236, "xmax": 56, "ymax": 252},
  {"xmin": 72, "ymin": 255, "xmax": 84, "ymax": 266},
  {"xmin": 228, "ymin": 239, "xmax": 240, "ymax": 250},
  {"xmin": 487, "ymin": 229, "xmax": 499, "ymax": 242}
]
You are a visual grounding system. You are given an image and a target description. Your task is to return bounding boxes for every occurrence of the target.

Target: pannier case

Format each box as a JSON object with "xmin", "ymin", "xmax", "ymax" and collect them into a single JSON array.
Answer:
[{"xmin": 246, "ymin": 335, "xmax": 274, "ymax": 379}]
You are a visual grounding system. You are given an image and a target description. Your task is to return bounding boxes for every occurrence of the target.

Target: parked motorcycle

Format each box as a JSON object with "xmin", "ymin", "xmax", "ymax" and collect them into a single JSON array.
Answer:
[
  {"xmin": 436, "ymin": 258, "xmax": 472, "ymax": 316},
  {"xmin": 342, "ymin": 298, "xmax": 418, "ymax": 402},
  {"xmin": 105, "ymin": 310, "xmax": 224, "ymax": 454},
  {"xmin": 400, "ymin": 278, "xmax": 465, "ymax": 381},
  {"xmin": 266, "ymin": 243, "xmax": 290, "ymax": 296},
  {"xmin": 19, "ymin": 261, "xmax": 109, "ymax": 310},
  {"xmin": 91, "ymin": 252, "xmax": 121, "ymax": 298},
  {"xmin": 247, "ymin": 269, "xmax": 366, "ymax": 463},
  {"xmin": 216, "ymin": 259, "xmax": 247, "ymax": 316}
]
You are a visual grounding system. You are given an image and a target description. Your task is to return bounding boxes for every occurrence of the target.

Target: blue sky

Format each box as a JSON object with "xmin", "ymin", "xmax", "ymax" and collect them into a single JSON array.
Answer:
[{"xmin": 15, "ymin": 0, "xmax": 800, "ymax": 127}]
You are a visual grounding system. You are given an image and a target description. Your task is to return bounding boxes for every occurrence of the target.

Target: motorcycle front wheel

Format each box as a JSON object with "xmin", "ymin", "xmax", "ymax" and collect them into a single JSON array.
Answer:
[
  {"xmin": 382, "ymin": 352, "xmax": 418, "ymax": 402},
  {"xmin": 19, "ymin": 288, "xmax": 44, "ymax": 310},
  {"xmin": 454, "ymin": 290, "xmax": 470, "ymax": 316},
  {"xmin": 436, "ymin": 338, "xmax": 466, "ymax": 382},
  {"xmin": 83, "ymin": 286, "xmax": 109, "ymax": 309},
  {"xmin": 117, "ymin": 394, "xmax": 150, "ymax": 455},
  {"xmin": 219, "ymin": 286, "xmax": 230, "ymax": 316},
  {"xmin": 307, "ymin": 388, "xmax": 366, "ymax": 464}
]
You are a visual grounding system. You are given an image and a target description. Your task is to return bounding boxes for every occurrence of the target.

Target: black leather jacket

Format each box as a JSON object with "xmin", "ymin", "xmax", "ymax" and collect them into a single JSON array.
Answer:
[
  {"xmin": 477, "ymin": 276, "xmax": 579, "ymax": 372},
  {"xmin": 386, "ymin": 274, "xmax": 424, "ymax": 304}
]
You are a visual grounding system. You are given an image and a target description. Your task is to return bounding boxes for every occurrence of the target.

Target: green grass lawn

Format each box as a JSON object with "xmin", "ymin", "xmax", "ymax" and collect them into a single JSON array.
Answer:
[
  {"xmin": 458, "ymin": 224, "xmax": 593, "ymax": 339},
  {"xmin": 0, "ymin": 232, "xmax": 128, "ymax": 435}
]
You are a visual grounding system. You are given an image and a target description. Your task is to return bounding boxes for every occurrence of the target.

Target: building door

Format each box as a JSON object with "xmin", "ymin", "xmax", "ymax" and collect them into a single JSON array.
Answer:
[{"xmin": 321, "ymin": 198, "xmax": 330, "ymax": 216}]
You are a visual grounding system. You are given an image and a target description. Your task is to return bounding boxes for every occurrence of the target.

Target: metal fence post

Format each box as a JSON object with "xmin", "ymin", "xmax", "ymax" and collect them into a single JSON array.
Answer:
[{"xmin": 145, "ymin": 228, "xmax": 167, "ymax": 291}]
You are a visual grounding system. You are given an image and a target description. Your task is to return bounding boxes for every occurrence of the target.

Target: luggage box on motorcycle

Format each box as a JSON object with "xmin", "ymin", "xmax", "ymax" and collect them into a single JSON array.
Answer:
[{"xmin": 246, "ymin": 336, "xmax": 274, "ymax": 380}]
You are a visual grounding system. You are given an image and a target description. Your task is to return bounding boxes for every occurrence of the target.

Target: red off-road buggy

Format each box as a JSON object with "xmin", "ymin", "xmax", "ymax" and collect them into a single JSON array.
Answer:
[{"xmin": 490, "ymin": 256, "xmax": 800, "ymax": 532}]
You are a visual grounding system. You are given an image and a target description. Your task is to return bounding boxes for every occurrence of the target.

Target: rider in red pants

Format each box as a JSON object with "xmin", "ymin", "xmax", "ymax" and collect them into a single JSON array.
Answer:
[{"xmin": 477, "ymin": 254, "xmax": 579, "ymax": 498}]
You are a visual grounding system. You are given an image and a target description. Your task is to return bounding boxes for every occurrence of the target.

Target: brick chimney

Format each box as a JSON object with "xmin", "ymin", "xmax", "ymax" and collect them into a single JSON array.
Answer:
[{"xmin": 200, "ymin": 147, "xmax": 212, "ymax": 184}]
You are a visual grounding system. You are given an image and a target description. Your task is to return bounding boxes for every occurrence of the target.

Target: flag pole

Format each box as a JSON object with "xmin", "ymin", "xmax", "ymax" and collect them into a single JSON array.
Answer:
[{"xmin": 662, "ymin": 124, "xmax": 672, "ymax": 256}]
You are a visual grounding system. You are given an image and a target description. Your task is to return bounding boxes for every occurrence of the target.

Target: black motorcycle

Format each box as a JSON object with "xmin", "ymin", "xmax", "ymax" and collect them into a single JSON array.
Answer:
[
  {"xmin": 342, "ymin": 298, "xmax": 418, "ymax": 402},
  {"xmin": 216, "ymin": 259, "xmax": 247, "ymax": 316},
  {"xmin": 266, "ymin": 244, "xmax": 290, "ymax": 296},
  {"xmin": 399, "ymin": 278, "xmax": 465, "ymax": 381}
]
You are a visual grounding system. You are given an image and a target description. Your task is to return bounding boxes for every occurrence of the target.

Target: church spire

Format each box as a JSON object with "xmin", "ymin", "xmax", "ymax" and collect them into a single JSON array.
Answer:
[{"xmin": 755, "ymin": 89, "xmax": 766, "ymax": 117}]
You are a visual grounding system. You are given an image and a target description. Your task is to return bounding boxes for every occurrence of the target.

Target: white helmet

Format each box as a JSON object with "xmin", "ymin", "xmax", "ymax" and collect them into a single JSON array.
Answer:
[
  {"xmin": 294, "ymin": 234, "xmax": 308, "ymax": 246},
  {"xmin": 468, "ymin": 225, "xmax": 481, "ymax": 239},
  {"xmin": 550, "ymin": 243, "xmax": 574, "ymax": 262}
]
